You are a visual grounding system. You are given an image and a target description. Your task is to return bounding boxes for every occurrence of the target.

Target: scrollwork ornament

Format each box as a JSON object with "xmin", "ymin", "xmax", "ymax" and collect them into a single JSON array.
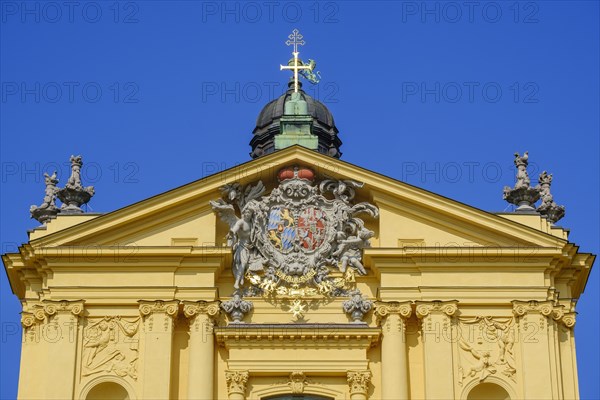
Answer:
[
  {"xmin": 21, "ymin": 313, "xmax": 36, "ymax": 328},
  {"xmin": 561, "ymin": 313, "xmax": 576, "ymax": 328}
]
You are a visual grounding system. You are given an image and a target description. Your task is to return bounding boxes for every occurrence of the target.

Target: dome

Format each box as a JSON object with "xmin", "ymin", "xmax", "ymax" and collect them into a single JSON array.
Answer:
[{"xmin": 250, "ymin": 83, "xmax": 342, "ymax": 158}]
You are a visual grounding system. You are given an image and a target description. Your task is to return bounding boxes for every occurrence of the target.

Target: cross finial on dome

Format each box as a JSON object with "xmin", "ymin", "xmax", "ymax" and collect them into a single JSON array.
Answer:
[{"xmin": 280, "ymin": 29, "xmax": 321, "ymax": 93}]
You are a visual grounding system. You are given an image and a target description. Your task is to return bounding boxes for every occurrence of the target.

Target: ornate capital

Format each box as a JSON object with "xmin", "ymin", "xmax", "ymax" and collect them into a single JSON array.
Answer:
[
  {"xmin": 374, "ymin": 301, "xmax": 412, "ymax": 319},
  {"xmin": 347, "ymin": 370, "xmax": 371, "ymax": 396},
  {"xmin": 512, "ymin": 300, "xmax": 575, "ymax": 328},
  {"xmin": 138, "ymin": 300, "xmax": 179, "ymax": 317},
  {"xmin": 182, "ymin": 300, "xmax": 220, "ymax": 319},
  {"xmin": 415, "ymin": 300, "xmax": 458, "ymax": 319},
  {"xmin": 225, "ymin": 370, "xmax": 249, "ymax": 396},
  {"xmin": 183, "ymin": 300, "xmax": 220, "ymax": 334}
]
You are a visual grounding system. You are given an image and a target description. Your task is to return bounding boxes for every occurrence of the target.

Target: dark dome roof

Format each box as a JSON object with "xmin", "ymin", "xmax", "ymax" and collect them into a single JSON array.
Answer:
[{"xmin": 250, "ymin": 83, "xmax": 342, "ymax": 159}]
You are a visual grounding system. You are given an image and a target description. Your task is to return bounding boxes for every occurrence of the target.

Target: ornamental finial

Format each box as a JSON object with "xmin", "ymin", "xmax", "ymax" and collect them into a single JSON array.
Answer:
[{"xmin": 280, "ymin": 29, "xmax": 321, "ymax": 93}]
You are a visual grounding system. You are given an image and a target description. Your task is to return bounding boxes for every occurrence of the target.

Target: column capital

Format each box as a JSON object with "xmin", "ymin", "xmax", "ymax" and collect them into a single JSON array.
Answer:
[
  {"xmin": 374, "ymin": 301, "xmax": 412, "ymax": 320},
  {"xmin": 138, "ymin": 300, "xmax": 179, "ymax": 317},
  {"xmin": 225, "ymin": 370, "xmax": 249, "ymax": 396},
  {"xmin": 347, "ymin": 370, "xmax": 372, "ymax": 396},
  {"xmin": 415, "ymin": 300, "xmax": 458, "ymax": 318},
  {"xmin": 42, "ymin": 299, "xmax": 85, "ymax": 317},
  {"xmin": 512, "ymin": 300, "xmax": 575, "ymax": 328},
  {"xmin": 182, "ymin": 300, "xmax": 220, "ymax": 319}
]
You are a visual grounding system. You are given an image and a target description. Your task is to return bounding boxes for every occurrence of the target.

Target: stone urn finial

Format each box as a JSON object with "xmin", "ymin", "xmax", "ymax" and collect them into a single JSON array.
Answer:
[
  {"xmin": 221, "ymin": 292, "xmax": 253, "ymax": 324},
  {"xmin": 503, "ymin": 151, "xmax": 540, "ymax": 211},
  {"xmin": 342, "ymin": 290, "xmax": 373, "ymax": 323},
  {"xmin": 30, "ymin": 171, "xmax": 60, "ymax": 224},
  {"xmin": 56, "ymin": 155, "xmax": 95, "ymax": 213},
  {"xmin": 536, "ymin": 171, "xmax": 565, "ymax": 224}
]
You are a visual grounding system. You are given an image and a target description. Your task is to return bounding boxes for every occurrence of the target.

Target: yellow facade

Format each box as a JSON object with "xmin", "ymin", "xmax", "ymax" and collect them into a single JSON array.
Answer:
[{"xmin": 2, "ymin": 146, "xmax": 594, "ymax": 400}]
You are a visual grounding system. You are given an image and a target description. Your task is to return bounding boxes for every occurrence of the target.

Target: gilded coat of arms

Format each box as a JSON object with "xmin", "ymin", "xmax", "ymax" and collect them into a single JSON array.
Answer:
[{"xmin": 210, "ymin": 166, "xmax": 378, "ymax": 303}]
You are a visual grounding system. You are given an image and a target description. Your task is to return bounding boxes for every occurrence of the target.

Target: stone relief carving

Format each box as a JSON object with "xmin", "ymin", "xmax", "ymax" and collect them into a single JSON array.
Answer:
[
  {"xmin": 288, "ymin": 371, "xmax": 308, "ymax": 394},
  {"xmin": 82, "ymin": 317, "xmax": 140, "ymax": 380},
  {"xmin": 457, "ymin": 316, "xmax": 517, "ymax": 384},
  {"xmin": 211, "ymin": 166, "xmax": 379, "ymax": 321}
]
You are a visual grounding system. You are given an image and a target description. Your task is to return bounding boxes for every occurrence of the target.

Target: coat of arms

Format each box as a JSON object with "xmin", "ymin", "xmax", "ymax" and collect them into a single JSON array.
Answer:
[{"xmin": 210, "ymin": 166, "xmax": 378, "ymax": 319}]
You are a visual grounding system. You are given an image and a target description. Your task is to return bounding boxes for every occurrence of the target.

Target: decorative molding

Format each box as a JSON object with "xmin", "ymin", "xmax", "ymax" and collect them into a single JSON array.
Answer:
[
  {"xmin": 82, "ymin": 316, "xmax": 140, "ymax": 380},
  {"xmin": 347, "ymin": 370, "xmax": 371, "ymax": 396},
  {"xmin": 415, "ymin": 300, "xmax": 458, "ymax": 319},
  {"xmin": 225, "ymin": 370, "xmax": 249, "ymax": 396}
]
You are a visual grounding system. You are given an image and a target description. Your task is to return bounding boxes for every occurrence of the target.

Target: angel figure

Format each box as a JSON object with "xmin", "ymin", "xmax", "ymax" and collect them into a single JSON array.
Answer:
[
  {"xmin": 459, "ymin": 340, "xmax": 497, "ymax": 382},
  {"xmin": 210, "ymin": 200, "xmax": 255, "ymax": 289},
  {"xmin": 332, "ymin": 227, "xmax": 373, "ymax": 275}
]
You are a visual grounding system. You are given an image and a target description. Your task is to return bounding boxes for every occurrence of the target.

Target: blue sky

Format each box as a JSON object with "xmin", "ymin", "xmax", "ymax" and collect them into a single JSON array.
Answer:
[{"xmin": 1, "ymin": 1, "xmax": 598, "ymax": 399}]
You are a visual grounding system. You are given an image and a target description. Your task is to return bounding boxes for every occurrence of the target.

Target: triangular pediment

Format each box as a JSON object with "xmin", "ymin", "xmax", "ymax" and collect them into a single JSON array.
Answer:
[{"xmin": 30, "ymin": 146, "xmax": 566, "ymax": 250}]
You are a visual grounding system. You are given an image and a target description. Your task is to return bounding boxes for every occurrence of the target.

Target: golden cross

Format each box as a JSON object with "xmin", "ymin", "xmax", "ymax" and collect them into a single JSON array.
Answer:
[{"xmin": 280, "ymin": 51, "xmax": 313, "ymax": 93}]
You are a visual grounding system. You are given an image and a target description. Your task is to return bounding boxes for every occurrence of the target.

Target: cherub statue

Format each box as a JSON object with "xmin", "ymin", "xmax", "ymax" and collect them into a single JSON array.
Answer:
[
  {"xmin": 210, "ymin": 200, "xmax": 256, "ymax": 289},
  {"xmin": 332, "ymin": 227, "xmax": 374, "ymax": 275}
]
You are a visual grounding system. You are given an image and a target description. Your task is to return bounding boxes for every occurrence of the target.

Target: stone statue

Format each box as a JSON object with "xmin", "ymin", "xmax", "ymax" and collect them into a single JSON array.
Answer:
[
  {"xmin": 30, "ymin": 171, "xmax": 60, "ymax": 224},
  {"xmin": 333, "ymin": 226, "xmax": 373, "ymax": 275},
  {"xmin": 210, "ymin": 200, "xmax": 256, "ymax": 289},
  {"xmin": 536, "ymin": 171, "xmax": 565, "ymax": 224}
]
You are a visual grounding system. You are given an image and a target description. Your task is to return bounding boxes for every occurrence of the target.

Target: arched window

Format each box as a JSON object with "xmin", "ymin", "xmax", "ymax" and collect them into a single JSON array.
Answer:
[
  {"xmin": 467, "ymin": 382, "xmax": 511, "ymax": 400},
  {"xmin": 85, "ymin": 382, "xmax": 130, "ymax": 400}
]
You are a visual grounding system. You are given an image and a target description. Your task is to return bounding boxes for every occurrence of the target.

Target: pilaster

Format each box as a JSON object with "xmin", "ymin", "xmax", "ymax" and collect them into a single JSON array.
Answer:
[
  {"xmin": 139, "ymin": 300, "xmax": 179, "ymax": 399},
  {"xmin": 374, "ymin": 301, "xmax": 412, "ymax": 400},
  {"xmin": 29, "ymin": 300, "xmax": 85, "ymax": 400},
  {"xmin": 183, "ymin": 300, "xmax": 220, "ymax": 400},
  {"xmin": 416, "ymin": 300, "xmax": 458, "ymax": 400},
  {"xmin": 512, "ymin": 300, "xmax": 568, "ymax": 400}
]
